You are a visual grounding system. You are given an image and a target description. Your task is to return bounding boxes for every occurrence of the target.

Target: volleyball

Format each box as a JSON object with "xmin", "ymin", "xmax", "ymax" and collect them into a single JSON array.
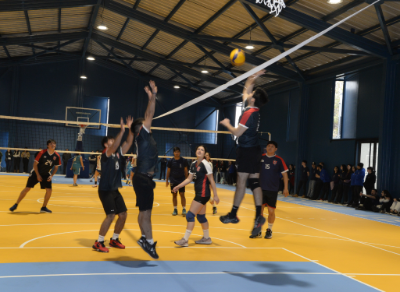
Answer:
[{"xmin": 230, "ymin": 49, "xmax": 245, "ymax": 66}]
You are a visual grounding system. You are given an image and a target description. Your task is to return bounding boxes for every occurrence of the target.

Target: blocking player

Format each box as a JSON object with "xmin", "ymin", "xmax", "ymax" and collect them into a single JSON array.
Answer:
[
  {"xmin": 92, "ymin": 116, "xmax": 134, "ymax": 253},
  {"xmin": 9, "ymin": 139, "xmax": 61, "ymax": 213},
  {"xmin": 166, "ymin": 147, "xmax": 188, "ymax": 216},
  {"xmin": 251, "ymin": 141, "xmax": 289, "ymax": 239},
  {"xmin": 131, "ymin": 80, "xmax": 159, "ymax": 259},
  {"xmin": 219, "ymin": 70, "xmax": 269, "ymax": 237}
]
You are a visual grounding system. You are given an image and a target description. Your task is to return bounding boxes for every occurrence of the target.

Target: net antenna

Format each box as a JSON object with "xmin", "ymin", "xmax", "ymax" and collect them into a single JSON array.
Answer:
[
  {"xmin": 78, "ymin": 124, "xmax": 88, "ymax": 141},
  {"xmin": 255, "ymin": 0, "xmax": 286, "ymax": 17}
]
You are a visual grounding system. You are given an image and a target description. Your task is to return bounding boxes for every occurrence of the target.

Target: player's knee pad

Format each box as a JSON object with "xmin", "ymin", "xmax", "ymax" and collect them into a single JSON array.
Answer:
[
  {"xmin": 186, "ymin": 211, "xmax": 195, "ymax": 222},
  {"xmin": 196, "ymin": 214, "xmax": 207, "ymax": 224},
  {"xmin": 248, "ymin": 178, "xmax": 260, "ymax": 191}
]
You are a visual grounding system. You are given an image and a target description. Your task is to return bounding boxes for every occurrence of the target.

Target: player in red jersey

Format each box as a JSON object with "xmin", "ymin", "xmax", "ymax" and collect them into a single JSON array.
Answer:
[{"xmin": 9, "ymin": 139, "xmax": 61, "ymax": 213}]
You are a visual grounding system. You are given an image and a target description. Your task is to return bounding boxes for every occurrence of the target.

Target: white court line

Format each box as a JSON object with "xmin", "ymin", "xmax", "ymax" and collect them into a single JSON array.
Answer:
[{"xmin": 282, "ymin": 248, "xmax": 383, "ymax": 292}]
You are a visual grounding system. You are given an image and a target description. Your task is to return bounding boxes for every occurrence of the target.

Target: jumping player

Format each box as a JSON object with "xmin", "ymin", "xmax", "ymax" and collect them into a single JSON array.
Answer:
[
  {"xmin": 219, "ymin": 70, "xmax": 269, "ymax": 237},
  {"xmin": 92, "ymin": 116, "xmax": 134, "ymax": 253},
  {"xmin": 131, "ymin": 80, "xmax": 159, "ymax": 259},
  {"xmin": 9, "ymin": 139, "xmax": 61, "ymax": 213},
  {"xmin": 174, "ymin": 145, "xmax": 219, "ymax": 247},
  {"xmin": 250, "ymin": 141, "xmax": 288, "ymax": 239},
  {"xmin": 166, "ymin": 147, "xmax": 188, "ymax": 216}
]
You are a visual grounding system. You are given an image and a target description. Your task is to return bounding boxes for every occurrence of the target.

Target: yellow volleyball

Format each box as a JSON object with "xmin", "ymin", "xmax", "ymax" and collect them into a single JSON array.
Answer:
[{"xmin": 230, "ymin": 48, "xmax": 245, "ymax": 66}]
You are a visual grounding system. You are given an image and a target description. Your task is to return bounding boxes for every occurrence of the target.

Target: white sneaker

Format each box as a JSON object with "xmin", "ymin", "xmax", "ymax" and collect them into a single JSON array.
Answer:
[
  {"xmin": 92, "ymin": 185, "xmax": 98, "ymax": 188},
  {"xmin": 174, "ymin": 238, "xmax": 188, "ymax": 247},
  {"xmin": 195, "ymin": 237, "xmax": 212, "ymax": 245}
]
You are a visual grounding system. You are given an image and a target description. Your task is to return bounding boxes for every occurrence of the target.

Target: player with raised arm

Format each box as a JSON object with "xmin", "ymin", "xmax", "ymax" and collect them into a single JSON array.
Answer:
[
  {"xmin": 92, "ymin": 116, "xmax": 134, "ymax": 253},
  {"xmin": 174, "ymin": 145, "xmax": 219, "ymax": 247},
  {"xmin": 9, "ymin": 139, "xmax": 61, "ymax": 213},
  {"xmin": 131, "ymin": 80, "xmax": 159, "ymax": 259},
  {"xmin": 219, "ymin": 70, "xmax": 269, "ymax": 237}
]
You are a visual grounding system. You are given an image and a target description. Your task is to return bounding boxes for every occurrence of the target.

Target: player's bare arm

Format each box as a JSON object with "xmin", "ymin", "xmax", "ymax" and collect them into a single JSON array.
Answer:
[
  {"xmin": 48, "ymin": 166, "xmax": 59, "ymax": 181},
  {"xmin": 172, "ymin": 173, "xmax": 194, "ymax": 193},
  {"xmin": 282, "ymin": 172, "xmax": 289, "ymax": 197},
  {"xmin": 33, "ymin": 161, "xmax": 42, "ymax": 182},
  {"xmin": 220, "ymin": 118, "xmax": 247, "ymax": 137},
  {"xmin": 143, "ymin": 80, "xmax": 157, "ymax": 131},
  {"xmin": 207, "ymin": 173, "xmax": 219, "ymax": 204},
  {"xmin": 106, "ymin": 117, "xmax": 126, "ymax": 157},
  {"xmin": 121, "ymin": 115, "xmax": 134, "ymax": 155},
  {"xmin": 242, "ymin": 70, "xmax": 265, "ymax": 102}
]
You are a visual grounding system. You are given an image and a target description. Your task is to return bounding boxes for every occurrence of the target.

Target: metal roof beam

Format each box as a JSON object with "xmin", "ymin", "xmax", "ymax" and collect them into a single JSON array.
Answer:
[
  {"xmin": 58, "ymin": 8, "xmax": 61, "ymax": 51},
  {"xmin": 105, "ymin": 0, "xmax": 302, "ymax": 82},
  {"xmin": 81, "ymin": 0, "xmax": 102, "ymax": 61},
  {"xmin": 240, "ymin": 1, "xmax": 388, "ymax": 58},
  {"xmin": 375, "ymin": 4, "xmax": 393, "ymax": 55},
  {"xmin": 23, "ymin": 11, "xmax": 35, "ymax": 55},
  {"xmin": 92, "ymin": 33, "xmax": 244, "ymax": 94},
  {"xmin": 3, "ymin": 46, "xmax": 11, "ymax": 60},
  {"xmin": 0, "ymin": 0, "xmax": 98, "ymax": 11},
  {"xmin": 0, "ymin": 31, "xmax": 88, "ymax": 46}
]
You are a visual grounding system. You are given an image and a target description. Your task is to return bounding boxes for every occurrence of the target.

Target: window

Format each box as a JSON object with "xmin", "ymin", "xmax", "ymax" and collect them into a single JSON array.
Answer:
[
  {"xmin": 332, "ymin": 80, "xmax": 344, "ymax": 139},
  {"xmin": 194, "ymin": 107, "xmax": 219, "ymax": 144}
]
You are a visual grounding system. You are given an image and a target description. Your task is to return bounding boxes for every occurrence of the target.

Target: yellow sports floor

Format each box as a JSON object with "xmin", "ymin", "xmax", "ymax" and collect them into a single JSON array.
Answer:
[{"xmin": 0, "ymin": 175, "xmax": 399, "ymax": 291}]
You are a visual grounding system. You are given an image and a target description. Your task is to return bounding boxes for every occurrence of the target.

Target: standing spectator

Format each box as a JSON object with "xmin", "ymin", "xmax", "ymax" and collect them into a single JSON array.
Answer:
[
  {"xmin": 89, "ymin": 151, "xmax": 97, "ymax": 176},
  {"xmin": 159, "ymin": 158, "xmax": 167, "ymax": 180},
  {"xmin": 319, "ymin": 166, "xmax": 330, "ymax": 201},
  {"xmin": 288, "ymin": 164, "xmax": 295, "ymax": 194},
  {"xmin": 62, "ymin": 149, "xmax": 71, "ymax": 175},
  {"xmin": 350, "ymin": 163, "xmax": 365, "ymax": 207},
  {"xmin": 307, "ymin": 164, "xmax": 317, "ymax": 199},
  {"xmin": 312, "ymin": 165, "xmax": 323, "ymax": 200},
  {"xmin": 21, "ymin": 148, "xmax": 30, "ymax": 173},
  {"xmin": 13, "ymin": 149, "xmax": 21, "ymax": 173},
  {"xmin": 6, "ymin": 149, "xmax": 12, "ymax": 172},
  {"xmin": 330, "ymin": 166, "xmax": 340, "ymax": 202},
  {"xmin": 334, "ymin": 164, "xmax": 346, "ymax": 204},
  {"xmin": 342, "ymin": 164, "xmax": 352, "ymax": 205},
  {"xmin": 294, "ymin": 160, "xmax": 309, "ymax": 198},
  {"xmin": 363, "ymin": 167, "xmax": 376, "ymax": 195},
  {"xmin": 228, "ymin": 161, "xmax": 236, "ymax": 185},
  {"xmin": 347, "ymin": 166, "xmax": 357, "ymax": 206}
]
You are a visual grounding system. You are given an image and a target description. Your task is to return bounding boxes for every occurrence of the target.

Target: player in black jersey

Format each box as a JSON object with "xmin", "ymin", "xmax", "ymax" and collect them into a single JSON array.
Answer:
[
  {"xmin": 173, "ymin": 145, "xmax": 219, "ymax": 247},
  {"xmin": 166, "ymin": 147, "xmax": 188, "ymax": 216},
  {"xmin": 92, "ymin": 116, "xmax": 134, "ymax": 253},
  {"xmin": 131, "ymin": 80, "xmax": 159, "ymax": 259},
  {"xmin": 9, "ymin": 139, "xmax": 61, "ymax": 213},
  {"xmin": 219, "ymin": 70, "xmax": 269, "ymax": 237}
]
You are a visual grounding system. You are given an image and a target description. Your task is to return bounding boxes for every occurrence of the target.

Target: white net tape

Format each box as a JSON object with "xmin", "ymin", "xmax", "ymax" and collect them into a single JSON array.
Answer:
[
  {"xmin": 154, "ymin": 0, "xmax": 381, "ymax": 120},
  {"xmin": 255, "ymin": 0, "xmax": 286, "ymax": 17}
]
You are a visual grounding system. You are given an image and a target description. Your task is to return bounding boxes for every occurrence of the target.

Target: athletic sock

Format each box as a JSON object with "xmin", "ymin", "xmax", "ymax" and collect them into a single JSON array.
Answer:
[
  {"xmin": 183, "ymin": 229, "xmax": 192, "ymax": 241},
  {"xmin": 203, "ymin": 229, "xmax": 209, "ymax": 239},
  {"xmin": 146, "ymin": 238, "xmax": 154, "ymax": 245},
  {"xmin": 174, "ymin": 206, "xmax": 177, "ymax": 210},
  {"xmin": 268, "ymin": 223, "xmax": 274, "ymax": 230},
  {"xmin": 230, "ymin": 206, "xmax": 239, "ymax": 218},
  {"xmin": 182, "ymin": 206, "xmax": 186, "ymax": 210},
  {"xmin": 255, "ymin": 205, "xmax": 262, "ymax": 218},
  {"xmin": 98, "ymin": 235, "xmax": 105, "ymax": 242},
  {"xmin": 213, "ymin": 202, "xmax": 216, "ymax": 207},
  {"xmin": 141, "ymin": 234, "xmax": 146, "ymax": 239},
  {"xmin": 112, "ymin": 233, "xmax": 119, "ymax": 240}
]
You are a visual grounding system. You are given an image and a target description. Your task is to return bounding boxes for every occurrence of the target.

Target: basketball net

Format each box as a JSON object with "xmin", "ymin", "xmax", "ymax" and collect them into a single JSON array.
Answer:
[
  {"xmin": 77, "ymin": 124, "xmax": 88, "ymax": 141},
  {"xmin": 255, "ymin": 0, "xmax": 286, "ymax": 17}
]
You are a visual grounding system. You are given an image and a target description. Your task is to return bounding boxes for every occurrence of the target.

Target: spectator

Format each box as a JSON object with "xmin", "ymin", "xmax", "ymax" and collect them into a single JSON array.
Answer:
[
  {"xmin": 89, "ymin": 151, "xmax": 97, "ymax": 175},
  {"xmin": 6, "ymin": 149, "xmax": 12, "ymax": 172},
  {"xmin": 218, "ymin": 160, "xmax": 225, "ymax": 184},
  {"xmin": 319, "ymin": 166, "xmax": 330, "ymax": 201},
  {"xmin": 357, "ymin": 189, "xmax": 379, "ymax": 211},
  {"xmin": 312, "ymin": 165, "xmax": 323, "ymax": 200},
  {"xmin": 333, "ymin": 164, "xmax": 346, "ymax": 204},
  {"xmin": 363, "ymin": 167, "xmax": 376, "ymax": 195},
  {"xmin": 288, "ymin": 164, "xmax": 295, "ymax": 194},
  {"xmin": 348, "ymin": 166, "xmax": 357, "ymax": 207},
  {"xmin": 350, "ymin": 163, "xmax": 365, "ymax": 207},
  {"xmin": 389, "ymin": 198, "xmax": 400, "ymax": 215},
  {"xmin": 62, "ymin": 149, "xmax": 71, "ymax": 175},
  {"xmin": 374, "ymin": 190, "xmax": 393, "ymax": 213},
  {"xmin": 330, "ymin": 166, "xmax": 340, "ymax": 203},
  {"xmin": 159, "ymin": 158, "xmax": 167, "ymax": 180},
  {"xmin": 342, "ymin": 164, "xmax": 352, "ymax": 205},
  {"xmin": 294, "ymin": 160, "xmax": 309, "ymax": 198},
  {"xmin": 13, "ymin": 149, "xmax": 21, "ymax": 173},
  {"xmin": 21, "ymin": 147, "xmax": 30, "ymax": 173},
  {"xmin": 307, "ymin": 164, "xmax": 317, "ymax": 199}
]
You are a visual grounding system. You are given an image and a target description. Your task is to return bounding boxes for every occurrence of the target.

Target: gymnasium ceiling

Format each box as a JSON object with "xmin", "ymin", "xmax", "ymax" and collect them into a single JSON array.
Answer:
[{"xmin": 0, "ymin": 0, "xmax": 399, "ymax": 104}]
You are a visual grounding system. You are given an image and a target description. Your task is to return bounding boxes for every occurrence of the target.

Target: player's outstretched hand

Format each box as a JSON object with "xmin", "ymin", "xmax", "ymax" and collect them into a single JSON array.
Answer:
[
  {"xmin": 213, "ymin": 196, "xmax": 220, "ymax": 205},
  {"xmin": 47, "ymin": 175, "xmax": 52, "ymax": 182},
  {"xmin": 283, "ymin": 189, "xmax": 289, "ymax": 197},
  {"xmin": 149, "ymin": 80, "xmax": 157, "ymax": 95},
  {"xmin": 220, "ymin": 118, "xmax": 230, "ymax": 128},
  {"xmin": 126, "ymin": 115, "xmax": 133, "ymax": 130},
  {"xmin": 120, "ymin": 117, "xmax": 125, "ymax": 132},
  {"xmin": 252, "ymin": 69, "xmax": 266, "ymax": 79}
]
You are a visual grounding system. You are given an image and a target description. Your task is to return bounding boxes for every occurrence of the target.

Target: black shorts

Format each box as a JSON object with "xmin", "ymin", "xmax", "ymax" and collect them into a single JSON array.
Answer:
[
  {"xmin": 133, "ymin": 172, "xmax": 156, "ymax": 211},
  {"xmin": 236, "ymin": 146, "xmax": 262, "ymax": 174},
  {"xmin": 26, "ymin": 172, "xmax": 52, "ymax": 189},
  {"xmin": 170, "ymin": 182, "xmax": 185, "ymax": 194},
  {"xmin": 98, "ymin": 190, "xmax": 127, "ymax": 215},
  {"xmin": 193, "ymin": 196, "xmax": 210, "ymax": 205},
  {"xmin": 262, "ymin": 190, "xmax": 278, "ymax": 209}
]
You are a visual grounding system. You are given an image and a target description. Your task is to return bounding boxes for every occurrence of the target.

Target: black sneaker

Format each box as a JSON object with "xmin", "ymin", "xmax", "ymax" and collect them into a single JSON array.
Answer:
[
  {"xmin": 265, "ymin": 228, "xmax": 273, "ymax": 239},
  {"xmin": 213, "ymin": 206, "xmax": 217, "ymax": 214},
  {"xmin": 9, "ymin": 203, "xmax": 18, "ymax": 212},
  {"xmin": 141, "ymin": 241, "xmax": 159, "ymax": 259},
  {"xmin": 219, "ymin": 213, "xmax": 239, "ymax": 224},
  {"xmin": 137, "ymin": 236, "xmax": 146, "ymax": 249},
  {"xmin": 40, "ymin": 207, "xmax": 52, "ymax": 213},
  {"xmin": 249, "ymin": 232, "xmax": 261, "ymax": 238},
  {"xmin": 251, "ymin": 215, "xmax": 266, "ymax": 237}
]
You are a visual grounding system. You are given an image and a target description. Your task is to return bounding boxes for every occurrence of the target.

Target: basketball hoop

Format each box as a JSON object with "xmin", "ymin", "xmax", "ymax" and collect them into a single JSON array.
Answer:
[
  {"xmin": 255, "ymin": 0, "xmax": 286, "ymax": 17},
  {"xmin": 77, "ymin": 124, "xmax": 88, "ymax": 141}
]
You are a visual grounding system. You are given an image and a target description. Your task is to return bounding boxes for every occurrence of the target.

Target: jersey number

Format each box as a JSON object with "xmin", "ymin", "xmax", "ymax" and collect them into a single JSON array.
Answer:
[
  {"xmin": 115, "ymin": 161, "xmax": 119, "ymax": 170},
  {"xmin": 265, "ymin": 164, "xmax": 270, "ymax": 169},
  {"xmin": 45, "ymin": 160, "xmax": 53, "ymax": 167}
]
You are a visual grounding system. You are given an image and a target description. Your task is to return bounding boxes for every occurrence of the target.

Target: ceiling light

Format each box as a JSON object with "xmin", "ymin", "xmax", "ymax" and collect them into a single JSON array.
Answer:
[
  {"xmin": 97, "ymin": 24, "xmax": 108, "ymax": 30},
  {"xmin": 87, "ymin": 55, "xmax": 95, "ymax": 61},
  {"xmin": 80, "ymin": 75, "xmax": 87, "ymax": 79},
  {"xmin": 327, "ymin": 0, "xmax": 342, "ymax": 4},
  {"xmin": 245, "ymin": 45, "xmax": 254, "ymax": 50},
  {"xmin": 174, "ymin": 85, "xmax": 180, "ymax": 89},
  {"xmin": 201, "ymin": 70, "xmax": 209, "ymax": 74}
]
